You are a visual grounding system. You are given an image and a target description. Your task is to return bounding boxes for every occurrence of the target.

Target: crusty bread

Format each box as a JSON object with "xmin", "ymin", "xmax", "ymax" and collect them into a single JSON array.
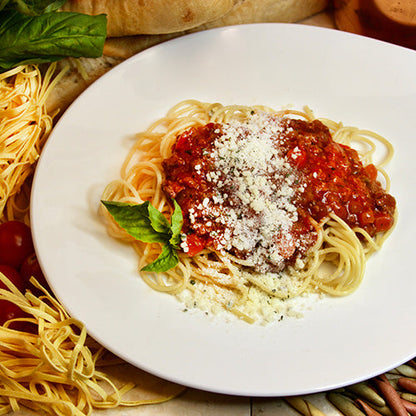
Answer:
[
  {"xmin": 192, "ymin": 0, "xmax": 329, "ymax": 29},
  {"xmin": 102, "ymin": 0, "xmax": 329, "ymax": 59},
  {"xmin": 62, "ymin": 0, "xmax": 328, "ymax": 37},
  {"xmin": 61, "ymin": 0, "xmax": 238, "ymax": 36}
]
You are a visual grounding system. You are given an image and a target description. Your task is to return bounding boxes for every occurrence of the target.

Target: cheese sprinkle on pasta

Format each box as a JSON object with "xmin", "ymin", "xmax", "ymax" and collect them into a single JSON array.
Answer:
[{"xmin": 189, "ymin": 113, "xmax": 304, "ymax": 272}]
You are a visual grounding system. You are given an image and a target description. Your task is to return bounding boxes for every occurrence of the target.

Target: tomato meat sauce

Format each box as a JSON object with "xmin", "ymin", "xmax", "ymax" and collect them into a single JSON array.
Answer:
[
  {"xmin": 281, "ymin": 118, "xmax": 396, "ymax": 236},
  {"xmin": 162, "ymin": 116, "xmax": 396, "ymax": 264}
]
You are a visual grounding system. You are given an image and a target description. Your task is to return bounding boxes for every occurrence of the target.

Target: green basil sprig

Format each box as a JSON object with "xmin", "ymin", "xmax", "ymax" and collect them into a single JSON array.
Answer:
[
  {"xmin": 101, "ymin": 200, "xmax": 184, "ymax": 273},
  {"xmin": 0, "ymin": 0, "xmax": 67, "ymax": 15},
  {"xmin": 0, "ymin": 0, "xmax": 107, "ymax": 72}
]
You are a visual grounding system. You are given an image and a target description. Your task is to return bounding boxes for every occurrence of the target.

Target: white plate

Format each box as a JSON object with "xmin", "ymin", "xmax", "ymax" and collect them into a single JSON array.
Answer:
[{"xmin": 31, "ymin": 24, "xmax": 416, "ymax": 396}]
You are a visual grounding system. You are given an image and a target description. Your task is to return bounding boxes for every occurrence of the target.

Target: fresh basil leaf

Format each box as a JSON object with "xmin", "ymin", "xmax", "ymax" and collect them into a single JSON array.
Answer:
[
  {"xmin": 169, "ymin": 199, "xmax": 183, "ymax": 249},
  {"xmin": 147, "ymin": 202, "xmax": 171, "ymax": 235},
  {"xmin": 0, "ymin": 10, "xmax": 107, "ymax": 71},
  {"xmin": 141, "ymin": 244, "xmax": 179, "ymax": 273},
  {"xmin": 11, "ymin": 0, "xmax": 67, "ymax": 15},
  {"xmin": 0, "ymin": 0, "xmax": 10, "ymax": 12},
  {"xmin": 170, "ymin": 199, "xmax": 183, "ymax": 236},
  {"xmin": 169, "ymin": 233, "xmax": 182, "ymax": 250},
  {"xmin": 101, "ymin": 200, "xmax": 170, "ymax": 244},
  {"xmin": 102, "ymin": 199, "xmax": 184, "ymax": 273}
]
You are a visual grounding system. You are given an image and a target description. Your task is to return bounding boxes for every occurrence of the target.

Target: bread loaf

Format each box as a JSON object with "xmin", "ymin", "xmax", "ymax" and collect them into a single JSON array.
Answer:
[
  {"xmin": 103, "ymin": 0, "xmax": 329, "ymax": 58},
  {"xmin": 61, "ymin": 0, "xmax": 238, "ymax": 36},
  {"xmin": 62, "ymin": 0, "xmax": 328, "ymax": 37}
]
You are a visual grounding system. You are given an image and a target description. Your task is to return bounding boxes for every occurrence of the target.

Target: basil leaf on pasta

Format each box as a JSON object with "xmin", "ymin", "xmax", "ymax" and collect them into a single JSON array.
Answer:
[
  {"xmin": 141, "ymin": 244, "xmax": 179, "ymax": 273},
  {"xmin": 169, "ymin": 199, "xmax": 184, "ymax": 249},
  {"xmin": 101, "ymin": 199, "xmax": 183, "ymax": 273},
  {"xmin": 147, "ymin": 202, "xmax": 172, "ymax": 235},
  {"xmin": 101, "ymin": 200, "xmax": 170, "ymax": 244}
]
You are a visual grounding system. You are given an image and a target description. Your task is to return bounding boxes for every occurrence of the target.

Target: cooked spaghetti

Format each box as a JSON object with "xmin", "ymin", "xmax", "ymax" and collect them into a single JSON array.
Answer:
[{"xmin": 101, "ymin": 100, "xmax": 396, "ymax": 323}]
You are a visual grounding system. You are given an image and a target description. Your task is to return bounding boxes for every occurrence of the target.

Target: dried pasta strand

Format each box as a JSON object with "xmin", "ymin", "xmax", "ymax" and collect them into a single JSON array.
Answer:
[
  {"xmin": 0, "ymin": 64, "xmax": 67, "ymax": 224},
  {"xmin": 0, "ymin": 273, "xmax": 184, "ymax": 415}
]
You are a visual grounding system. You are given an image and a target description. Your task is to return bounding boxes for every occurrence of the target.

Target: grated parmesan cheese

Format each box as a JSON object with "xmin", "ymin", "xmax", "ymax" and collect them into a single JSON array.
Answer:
[{"xmin": 190, "ymin": 113, "xmax": 308, "ymax": 272}]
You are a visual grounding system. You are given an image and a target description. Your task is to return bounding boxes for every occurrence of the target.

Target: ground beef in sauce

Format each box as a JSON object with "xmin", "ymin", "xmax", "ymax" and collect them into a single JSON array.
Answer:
[{"xmin": 162, "ymin": 114, "xmax": 396, "ymax": 273}]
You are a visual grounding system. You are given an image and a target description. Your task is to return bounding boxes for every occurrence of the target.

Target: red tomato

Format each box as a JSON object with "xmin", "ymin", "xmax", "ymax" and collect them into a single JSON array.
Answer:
[
  {"xmin": 348, "ymin": 200, "xmax": 363, "ymax": 214},
  {"xmin": 374, "ymin": 213, "xmax": 394, "ymax": 232},
  {"xmin": 20, "ymin": 253, "xmax": 50, "ymax": 294},
  {"xmin": 175, "ymin": 128, "xmax": 195, "ymax": 152},
  {"xmin": 359, "ymin": 210, "xmax": 375, "ymax": 226},
  {"xmin": 0, "ymin": 301, "xmax": 27, "ymax": 325},
  {"xmin": 0, "ymin": 221, "xmax": 34, "ymax": 269},
  {"xmin": 0, "ymin": 264, "xmax": 25, "ymax": 291},
  {"xmin": 0, "ymin": 264, "xmax": 27, "ymax": 327},
  {"xmin": 185, "ymin": 234, "xmax": 207, "ymax": 257},
  {"xmin": 364, "ymin": 164, "xmax": 378, "ymax": 181}
]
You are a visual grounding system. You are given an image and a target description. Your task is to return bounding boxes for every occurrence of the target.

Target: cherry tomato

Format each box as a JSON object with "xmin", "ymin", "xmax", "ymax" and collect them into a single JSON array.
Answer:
[
  {"xmin": 0, "ymin": 264, "xmax": 25, "ymax": 291},
  {"xmin": 348, "ymin": 199, "xmax": 363, "ymax": 214},
  {"xmin": 0, "ymin": 301, "xmax": 27, "ymax": 326},
  {"xmin": 359, "ymin": 210, "xmax": 375, "ymax": 226},
  {"xmin": 175, "ymin": 128, "xmax": 195, "ymax": 152},
  {"xmin": 185, "ymin": 234, "xmax": 207, "ymax": 257},
  {"xmin": 20, "ymin": 253, "xmax": 50, "ymax": 294},
  {"xmin": 364, "ymin": 163, "xmax": 378, "ymax": 181},
  {"xmin": 0, "ymin": 221, "xmax": 34, "ymax": 269},
  {"xmin": 0, "ymin": 264, "xmax": 27, "ymax": 328},
  {"xmin": 374, "ymin": 212, "xmax": 394, "ymax": 232}
]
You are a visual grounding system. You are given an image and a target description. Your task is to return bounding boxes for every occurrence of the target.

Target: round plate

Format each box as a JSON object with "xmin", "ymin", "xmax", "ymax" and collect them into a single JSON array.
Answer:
[{"xmin": 31, "ymin": 24, "xmax": 416, "ymax": 396}]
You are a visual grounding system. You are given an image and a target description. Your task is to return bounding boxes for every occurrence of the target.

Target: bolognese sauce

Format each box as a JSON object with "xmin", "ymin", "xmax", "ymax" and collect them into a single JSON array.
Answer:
[{"xmin": 162, "ymin": 113, "xmax": 396, "ymax": 273}]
